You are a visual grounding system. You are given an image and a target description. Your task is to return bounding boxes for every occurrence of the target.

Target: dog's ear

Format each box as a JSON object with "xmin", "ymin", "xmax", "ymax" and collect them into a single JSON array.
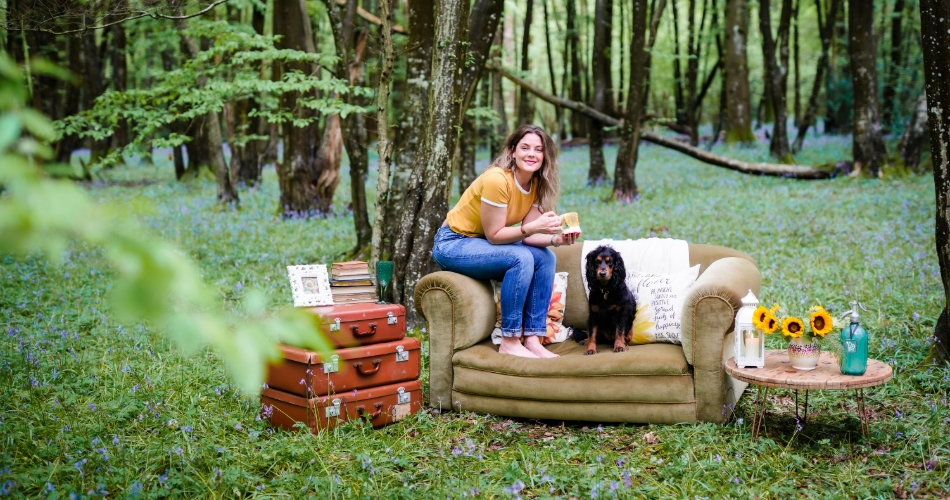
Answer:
[
  {"xmin": 585, "ymin": 249, "xmax": 599, "ymax": 283},
  {"xmin": 611, "ymin": 250, "xmax": 627, "ymax": 287}
]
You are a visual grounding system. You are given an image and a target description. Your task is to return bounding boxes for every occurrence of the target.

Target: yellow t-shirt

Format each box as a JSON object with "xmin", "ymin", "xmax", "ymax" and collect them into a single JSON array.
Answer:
[{"xmin": 445, "ymin": 167, "xmax": 539, "ymax": 237}]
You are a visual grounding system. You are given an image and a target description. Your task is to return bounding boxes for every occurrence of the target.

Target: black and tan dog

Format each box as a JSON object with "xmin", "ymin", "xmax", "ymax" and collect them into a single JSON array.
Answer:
[{"xmin": 584, "ymin": 245, "xmax": 636, "ymax": 354}]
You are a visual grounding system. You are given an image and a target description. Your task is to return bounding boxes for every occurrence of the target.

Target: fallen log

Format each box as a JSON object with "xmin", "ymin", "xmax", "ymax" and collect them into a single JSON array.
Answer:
[{"xmin": 488, "ymin": 62, "xmax": 833, "ymax": 179}]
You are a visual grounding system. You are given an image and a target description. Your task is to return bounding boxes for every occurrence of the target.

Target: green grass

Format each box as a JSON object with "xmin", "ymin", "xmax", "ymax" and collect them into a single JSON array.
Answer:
[{"xmin": 2, "ymin": 137, "xmax": 948, "ymax": 498}]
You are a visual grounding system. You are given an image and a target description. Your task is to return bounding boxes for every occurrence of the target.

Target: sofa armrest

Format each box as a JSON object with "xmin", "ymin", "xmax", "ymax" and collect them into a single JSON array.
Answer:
[
  {"xmin": 414, "ymin": 271, "xmax": 497, "ymax": 409},
  {"xmin": 680, "ymin": 257, "xmax": 761, "ymax": 423}
]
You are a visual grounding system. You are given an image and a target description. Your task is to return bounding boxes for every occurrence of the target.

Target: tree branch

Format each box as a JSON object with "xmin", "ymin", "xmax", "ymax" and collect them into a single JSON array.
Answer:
[
  {"xmin": 487, "ymin": 62, "xmax": 833, "ymax": 179},
  {"xmin": 10, "ymin": 0, "xmax": 233, "ymax": 35},
  {"xmin": 334, "ymin": 0, "xmax": 407, "ymax": 34}
]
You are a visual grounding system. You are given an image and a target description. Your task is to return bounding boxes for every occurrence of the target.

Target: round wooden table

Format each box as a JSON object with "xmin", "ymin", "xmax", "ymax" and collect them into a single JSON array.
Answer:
[{"xmin": 725, "ymin": 350, "xmax": 892, "ymax": 443}]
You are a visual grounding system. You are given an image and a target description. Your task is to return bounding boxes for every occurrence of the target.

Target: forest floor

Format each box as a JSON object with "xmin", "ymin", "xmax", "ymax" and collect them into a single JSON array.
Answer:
[{"xmin": 2, "ymin": 136, "xmax": 948, "ymax": 497}]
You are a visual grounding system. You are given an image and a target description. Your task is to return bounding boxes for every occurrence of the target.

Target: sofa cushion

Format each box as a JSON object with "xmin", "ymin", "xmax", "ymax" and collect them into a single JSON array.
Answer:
[{"xmin": 451, "ymin": 339, "xmax": 694, "ymax": 404}]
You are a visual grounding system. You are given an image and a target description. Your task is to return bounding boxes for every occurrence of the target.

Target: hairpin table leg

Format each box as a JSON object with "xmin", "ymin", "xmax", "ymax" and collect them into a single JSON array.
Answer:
[
  {"xmin": 751, "ymin": 385, "xmax": 769, "ymax": 440},
  {"xmin": 857, "ymin": 388, "xmax": 870, "ymax": 445}
]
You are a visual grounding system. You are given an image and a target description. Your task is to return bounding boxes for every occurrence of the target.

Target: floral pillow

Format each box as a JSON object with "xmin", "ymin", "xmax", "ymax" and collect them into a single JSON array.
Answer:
[
  {"xmin": 490, "ymin": 272, "xmax": 571, "ymax": 346},
  {"xmin": 628, "ymin": 265, "xmax": 700, "ymax": 345}
]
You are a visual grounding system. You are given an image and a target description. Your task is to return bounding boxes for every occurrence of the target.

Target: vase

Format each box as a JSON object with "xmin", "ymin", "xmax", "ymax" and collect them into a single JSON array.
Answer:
[{"xmin": 787, "ymin": 337, "xmax": 821, "ymax": 370}]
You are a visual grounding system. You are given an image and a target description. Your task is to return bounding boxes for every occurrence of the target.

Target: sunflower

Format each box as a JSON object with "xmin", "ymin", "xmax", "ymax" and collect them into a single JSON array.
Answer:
[
  {"xmin": 762, "ymin": 312, "xmax": 780, "ymax": 334},
  {"xmin": 809, "ymin": 307, "xmax": 834, "ymax": 337},
  {"xmin": 752, "ymin": 306, "xmax": 770, "ymax": 329},
  {"xmin": 781, "ymin": 317, "xmax": 805, "ymax": 338}
]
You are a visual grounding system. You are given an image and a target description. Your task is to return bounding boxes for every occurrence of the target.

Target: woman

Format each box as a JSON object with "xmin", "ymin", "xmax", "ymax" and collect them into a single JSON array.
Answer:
[{"xmin": 432, "ymin": 125, "xmax": 579, "ymax": 358}]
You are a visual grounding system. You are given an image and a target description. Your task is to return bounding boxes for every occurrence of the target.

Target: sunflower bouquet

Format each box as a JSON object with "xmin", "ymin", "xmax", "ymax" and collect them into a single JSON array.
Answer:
[{"xmin": 752, "ymin": 304, "xmax": 843, "ymax": 357}]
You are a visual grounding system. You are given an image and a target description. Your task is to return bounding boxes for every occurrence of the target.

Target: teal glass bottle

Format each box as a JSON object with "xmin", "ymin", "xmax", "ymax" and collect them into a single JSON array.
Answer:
[{"xmin": 839, "ymin": 302, "xmax": 868, "ymax": 376}]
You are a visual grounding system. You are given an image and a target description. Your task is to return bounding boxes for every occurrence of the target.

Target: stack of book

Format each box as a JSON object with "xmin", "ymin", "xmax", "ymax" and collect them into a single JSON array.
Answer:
[{"xmin": 330, "ymin": 261, "xmax": 377, "ymax": 304}]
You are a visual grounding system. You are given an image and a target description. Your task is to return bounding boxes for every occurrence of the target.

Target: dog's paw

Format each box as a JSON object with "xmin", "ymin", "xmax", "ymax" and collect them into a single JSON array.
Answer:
[
  {"xmin": 613, "ymin": 345, "xmax": 628, "ymax": 353},
  {"xmin": 584, "ymin": 348, "xmax": 597, "ymax": 355}
]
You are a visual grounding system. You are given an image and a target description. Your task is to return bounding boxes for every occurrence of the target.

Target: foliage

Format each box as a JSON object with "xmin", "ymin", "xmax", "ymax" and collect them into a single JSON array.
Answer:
[
  {"xmin": 1, "ymin": 132, "xmax": 947, "ymax": 496},
  {"xmin": 55, "ymin": 19, "xmax": 371, "ymax": 173},
  {"xmin": 0, "ymin": 54, "xmax": 334, "ymax": 394}
]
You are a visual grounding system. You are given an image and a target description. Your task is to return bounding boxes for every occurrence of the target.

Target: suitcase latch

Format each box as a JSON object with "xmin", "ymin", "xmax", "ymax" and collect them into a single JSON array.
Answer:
[
  {"xmin": 397, "ymin": 387, "xmax": 410, "ymax": 405},
  {"xmin": 322, "ymin": 354, "xmax": 339, "ymax": 374},
  {"xmin": 387, "ymin": 312, "xmax": 398, "ymax": 325},
  {"xmin": 325, "ymin": 398, "xmax": 341, "ymax": 418},
  {"xmin": 395, "ymin": 345, "xmax": 409, "ymax": 362},
  {"xmin": 329, "ymin": 318, "xmax": 341, "ymax": 332}
]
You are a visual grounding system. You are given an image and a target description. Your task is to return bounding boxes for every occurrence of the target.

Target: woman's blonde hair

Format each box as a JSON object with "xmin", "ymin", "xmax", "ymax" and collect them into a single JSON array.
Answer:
[{"xmin": 490, "ymin": 124, "xmax": 560, "ymax": 212}]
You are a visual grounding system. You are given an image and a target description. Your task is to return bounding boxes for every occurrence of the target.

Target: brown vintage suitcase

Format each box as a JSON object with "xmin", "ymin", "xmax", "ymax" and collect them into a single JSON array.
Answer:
[
  {"xmin": 305, "ymin": 303, "xmax": 406, "ymax": 347},
  {"xmin": 266, "ymin": 337, "xmax": 422, "ymax": 397},
  {"xmin": 261, "ymin": 380, "xmax": 423, "ymax": 432}
]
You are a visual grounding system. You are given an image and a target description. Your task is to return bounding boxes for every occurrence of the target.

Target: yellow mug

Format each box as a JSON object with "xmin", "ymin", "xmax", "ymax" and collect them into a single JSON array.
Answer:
[{"xmin": 560, "ymin": 212, "xmax": 581, "ymax": 234}]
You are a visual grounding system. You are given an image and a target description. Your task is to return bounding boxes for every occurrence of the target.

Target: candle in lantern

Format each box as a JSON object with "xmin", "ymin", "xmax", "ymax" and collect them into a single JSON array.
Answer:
[{"xmin": 744, "ymin": 337, "xmax": 760, "ymax": 360}]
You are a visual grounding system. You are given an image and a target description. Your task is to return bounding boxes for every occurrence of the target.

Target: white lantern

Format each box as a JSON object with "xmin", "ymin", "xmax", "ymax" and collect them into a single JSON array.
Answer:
[{"xmin": 734, "ymin": 290, "xmax": 764, "ymax": 368}]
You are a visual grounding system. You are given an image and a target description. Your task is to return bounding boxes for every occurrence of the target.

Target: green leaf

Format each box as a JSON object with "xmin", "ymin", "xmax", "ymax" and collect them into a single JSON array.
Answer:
[
  {"xmin": 20, "ymin": 108, "xmax": 56, "ymax": 141},
  {"xmin": 0, "ymin": 114, "xmax": 21, "ymax": 152}
]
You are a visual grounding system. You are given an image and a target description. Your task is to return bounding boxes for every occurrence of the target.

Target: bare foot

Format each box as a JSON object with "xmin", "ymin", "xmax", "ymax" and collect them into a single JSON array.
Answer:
[
  {"xmin": 498, "ymin": 337, "xmax": 539, "ymax": 358},
  {"xmin": 524, "ymin": 336, "xmax": 560, "ymax": 358}
]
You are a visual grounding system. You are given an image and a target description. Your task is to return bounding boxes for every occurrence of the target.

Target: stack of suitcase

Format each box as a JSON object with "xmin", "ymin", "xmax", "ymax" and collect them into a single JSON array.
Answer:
[{"xmin": 261, "ymin": 303, "xmax": 423, "ymax": 432}]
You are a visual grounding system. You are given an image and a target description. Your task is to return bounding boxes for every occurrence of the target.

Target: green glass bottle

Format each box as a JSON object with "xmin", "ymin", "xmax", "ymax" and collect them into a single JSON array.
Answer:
[{"xmin": 839, "ymin": 301, "xmax": 868, "ymax": 376}]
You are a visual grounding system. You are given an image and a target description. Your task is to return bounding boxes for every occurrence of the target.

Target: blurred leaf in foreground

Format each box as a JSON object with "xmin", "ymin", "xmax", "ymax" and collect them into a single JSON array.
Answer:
[{"xmin": 0, "ymin": 54, "xmax": 333, "ymax": 393}]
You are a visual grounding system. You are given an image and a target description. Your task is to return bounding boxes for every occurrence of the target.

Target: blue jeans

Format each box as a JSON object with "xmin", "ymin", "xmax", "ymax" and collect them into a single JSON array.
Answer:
[{"xmin": 431, "ymin": 226, "xmax": 555, "ymax": 337}]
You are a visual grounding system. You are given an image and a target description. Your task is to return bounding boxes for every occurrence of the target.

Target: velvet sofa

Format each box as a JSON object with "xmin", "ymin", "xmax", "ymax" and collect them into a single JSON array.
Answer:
[{"xmin": 413, "ymin": 241, "xmax": 761, "ymax": 424}]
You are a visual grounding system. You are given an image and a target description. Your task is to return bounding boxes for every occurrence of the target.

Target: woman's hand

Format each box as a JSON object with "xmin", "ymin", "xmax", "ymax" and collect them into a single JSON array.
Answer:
[
  {"xmin": 557, "ymin": 231, "xmax": 580, "ymax": 246},
  {"xmin": 525, "ymin": 211, "xmax": 562, "ymax": 235}
]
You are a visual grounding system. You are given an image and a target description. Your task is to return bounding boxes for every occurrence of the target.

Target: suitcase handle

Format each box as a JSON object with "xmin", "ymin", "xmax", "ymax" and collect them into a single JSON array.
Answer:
[
  {"xmin": 353, "ymin": 359, "xmax": 382, "ymax": 375},
  {"xmin": 357, "ymin": 402, "xmax": 383, "ymax": 419},
  {"xmin": 350, "ymin": 323, "xmax": 378, "ymax": 338}
]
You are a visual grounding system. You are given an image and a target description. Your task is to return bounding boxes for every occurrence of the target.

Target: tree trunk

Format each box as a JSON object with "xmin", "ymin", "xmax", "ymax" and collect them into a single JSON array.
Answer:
[
  {"xmin": 491, "ymin": 62, "xmax": 832, "ymax": 179},
  {"xmin": 588, "ymin": 0, "xmax": 612, "ymax": 185},
  {"xmin": 392, "ymin": 0, "xmax": 469, "ymax": 326},
  {"xmin": 567, "ymin": 0, "xmax": 588, "ymax": 138},
  {"xmin": 758, "ymin": 0, "xmax": 793, "ymax": 162},
  {"xmin": 180, "ymin": 28, "xmax": 239, "ymax": 205},
  {"xmin": 80, "ymin": 17, "xmax": 109, "ymax": 168},
  {"xmin": 457, "ymin": 114, "xmax": 478, "ymax": 193},
  {"xmin": 671, "ymin": 1, "xmax": 686, "ymax": 125},
  {"xmin": 792, "ymin": 0, "xmax": 800, "ymax": 123},
  {"xmin": 55, "ymin": 24, "xmax": 83, "ymax": 164},
  {"xmin": 491, "ymin": 22, "xmax": 509, "ymax": 157},
  {"xmin": 824, "ymin": 12, "xmax": 850, "ymax": 134},
  {"xmin": 918, "ymin": 0, "xmax": 950, "ymax": 362},
  {"xmin": 848, "ymin": 0, "xmax": 887, "ymax": 177},
  {"xmin": 642, "ymin": 0, "xmax": 668, "ymax": 111},
  {"xmin": 159, "ymin": 46, "xmax": 187, "ymax": 179},
  {"xmin": 882, "ymin": 0, "xmax": 905, "ymax": 129},
  {"xmin": 792, "ymin": 0, "xmax": 841, "ymax": 152},
  {"xmin": 371, "ymin": 0, "xmax": 397, "ymax": 268},
  {"xmin": 230, "ymin": 3, "xmax": 266, "ymax": 187},
  {"xmin": 898, "ymin": 92, "xmax": 928, "ymax": 171},
  {"xmin": 543, "ymin": 0, "xmax": 563, "ymax": 139},
  {"xmin": 273, "ymin": 0, "xmax": 329, "ymax": 215},
  {"xmin": 325, "ymin": 1, "xmax": 371, "ymax": 248},
  {"xmin": 109, "ymin": 0, "xmax": 129, "ymax": 151},
  {"xmin": 723, "ymin": 0, "xmax": 755, "ymax": 144},
  {"xmin": 614, "ymin": 0, "xmax": 649, "ymax": 202},
  {"xmin": 387, "ymin": 0, "xmax": 434, "ymax": 255},
  {"xmin": 462, "ymin": 0, "xmax": 505, "ymax": 112},
  {"xmin": 457, "ymin": 0, "xmax": 505, "ymax": 192},
  {"xmin": 516, "ymin": 0, "xmax": 536, "ymax": 126}
]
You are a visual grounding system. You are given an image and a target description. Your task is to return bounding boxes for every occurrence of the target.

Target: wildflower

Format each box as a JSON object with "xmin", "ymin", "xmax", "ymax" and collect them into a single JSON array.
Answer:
[
  {"xmin": 235, "ymin": 422, "xmax": 243, "ymax": 430},
  {"xmin": 87, "ymin": 404, "xmax": 97, "ymax": 411},
  {"xmin": 504, "ymin": 480, "xmax": 525, "ymax": 495},
  {"xmin": 74, "ymin": 459, "xmax": 86, "ymax": 475}
]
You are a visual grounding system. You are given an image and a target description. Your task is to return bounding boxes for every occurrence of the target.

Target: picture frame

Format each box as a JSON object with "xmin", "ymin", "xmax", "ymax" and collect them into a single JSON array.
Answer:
[{"xmin": 287, "ymin": 264, "xmax": 333, "ymax": 307}]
